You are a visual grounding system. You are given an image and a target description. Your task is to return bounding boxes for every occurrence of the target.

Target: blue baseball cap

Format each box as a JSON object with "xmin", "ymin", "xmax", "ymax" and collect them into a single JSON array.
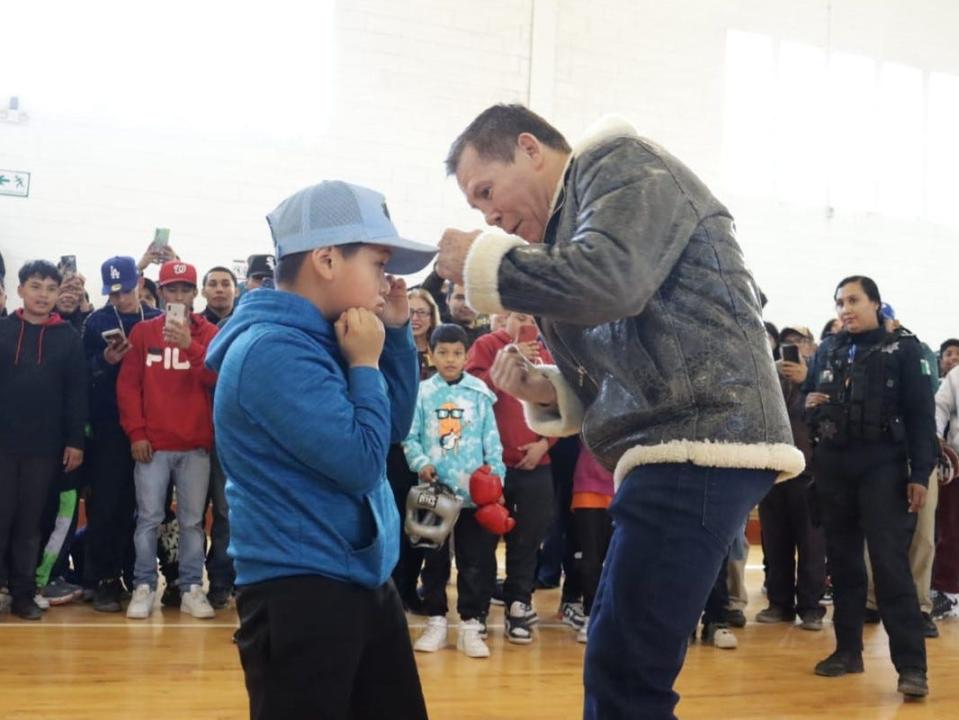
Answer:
[
  {"xmin": 100, "ymin": 256, "xmax": 140, "ymax": 295},
  {"xmin": 266, "ymin": 181, "xmax": 437, "ymax": 275}
]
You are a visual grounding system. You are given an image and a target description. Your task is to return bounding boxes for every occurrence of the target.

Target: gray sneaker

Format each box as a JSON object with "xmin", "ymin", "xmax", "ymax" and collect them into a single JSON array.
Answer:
[
  {"xmin": 42, "ymin": 577, "xmax": 84, "ymax": 606},
  {"xmin": 0, "ymin": 588, "xmax": 11, "ymax": 616}
]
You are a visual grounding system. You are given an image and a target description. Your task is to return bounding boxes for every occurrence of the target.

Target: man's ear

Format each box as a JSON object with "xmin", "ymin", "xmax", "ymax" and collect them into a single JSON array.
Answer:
[
  {"xmin": 310, "ymin": 247, "xmax": 336, "ymax": 281},
  {"xmin": 516, "ymin": 132, "xmax": 544, "ymax": 168}
]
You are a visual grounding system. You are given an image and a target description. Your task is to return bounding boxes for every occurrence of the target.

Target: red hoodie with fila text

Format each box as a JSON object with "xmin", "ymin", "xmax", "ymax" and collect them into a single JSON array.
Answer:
[{"xmin": 117, "ymin": 312, "xmax": 218, "ymax": 452}]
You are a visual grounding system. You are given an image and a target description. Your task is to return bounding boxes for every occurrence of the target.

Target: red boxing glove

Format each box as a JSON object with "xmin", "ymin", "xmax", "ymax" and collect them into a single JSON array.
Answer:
[
  {"xmin": 469, "ymin": 465, "xmax": 504, "ymax": 506},
  {"xmin": 475, "ymin": 503, "xmax": 516, "ymax": 535}
]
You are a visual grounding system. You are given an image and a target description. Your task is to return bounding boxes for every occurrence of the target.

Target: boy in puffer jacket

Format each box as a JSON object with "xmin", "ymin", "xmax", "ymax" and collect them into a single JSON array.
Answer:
[{"xmin": 402, "ymin": 323, "xmax": 506, "ymax": 658}]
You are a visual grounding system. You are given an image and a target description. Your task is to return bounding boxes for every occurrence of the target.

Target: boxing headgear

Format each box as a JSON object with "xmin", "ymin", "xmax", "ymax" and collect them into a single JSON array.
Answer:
[{"xmin": 405, "ymin": 482, "xmax": 464, "ymax": 549}]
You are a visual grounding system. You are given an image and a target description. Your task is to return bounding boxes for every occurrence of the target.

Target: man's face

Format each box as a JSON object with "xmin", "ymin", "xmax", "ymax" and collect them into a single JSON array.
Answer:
[
  {"xmin": 456, "ymin": 141, "xmax": 552, "ymax": 243},
  {"xmin": 433, "ymin": 341, "xmax": 467, "ymax": 382},
  {"xmin": 326, "ymin": 245, "xmax": 391, "ymax": 318},
  {"xmin": 942, "ymin": 346, "xmax": 959, "ymax": 376},
  {"xmin": 203, "ymin": 271, "xmax": 237, "ymax": 314},
  {"xmin": 56, "ymin": 284, "xmax": 80, "ymax": 315},
  {"xmin": 448, "ymin": 285, "xmax": 476, "ymax": 324},
  {"xmin": 160, "ymin": 282, "xmax": 198, "ymax": 310},
  {"xmin": 18, "ymin": 275, "xmax": 60, "ymax": 318},
  {"xmin": 781, "ymin": 333, "xmax": 816, "ymax": 360}
]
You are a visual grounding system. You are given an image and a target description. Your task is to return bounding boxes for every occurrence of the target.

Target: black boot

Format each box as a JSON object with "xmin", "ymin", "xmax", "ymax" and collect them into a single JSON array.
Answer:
[
  {"xmin": 12, "ymin": 597, "xmax": 43, "ymax": 621},
  {"xmin": 815, "ymin": 650, "xmax": 864, "ymax": 677},
  {"xmin": 897, "ymin": 669, "xmax": 929, "ymax": 698},
  {"xmin": 93, "ymin": 578, "xmax": 122, "ymax": 613}
]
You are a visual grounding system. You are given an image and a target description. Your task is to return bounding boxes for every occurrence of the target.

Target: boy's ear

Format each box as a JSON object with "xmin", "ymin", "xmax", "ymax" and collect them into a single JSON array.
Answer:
[{"xmin": 310, "ymin": 247, "xmax": 336, "ymax": 281}]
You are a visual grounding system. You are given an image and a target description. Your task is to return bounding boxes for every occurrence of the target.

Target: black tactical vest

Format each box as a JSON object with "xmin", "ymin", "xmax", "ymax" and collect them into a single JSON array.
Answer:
[{"xmin": 810, "ymin": 329, "xmax": 908, "ymax": 446}]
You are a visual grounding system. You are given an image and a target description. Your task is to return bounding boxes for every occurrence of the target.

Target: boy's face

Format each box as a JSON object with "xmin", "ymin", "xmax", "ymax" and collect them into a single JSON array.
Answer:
[
  {"xmin": 202, "ymin": 271, "xmax": 237, "ymax": 314},
  {"xmin": 18, "ymin": 275, "xmax": 60, "ymax": 318},
  {"xmin": 433, "ymin": 341, "xmax": 467, "ymax": 382},
  {"xmin": 160, "ymin": 282, "xmax": 198, "ymax": 310},
  {"xmin": 112, "ymin": 287, "xmax": 142, "ymax": 314},
  {"xmin": 942, "ymin": 346, "xmax": 959, "ymax": 376},
  {"xmin": 505, "ymin": 312, "xmax": 536, "ymax": 340},
  {"xmin": 324, "ymin": 245, "xmax": 392, "ymax": 318},
  {"xmin": 56, "ymin": 285, "xmax": 81, "ymax": 315}
]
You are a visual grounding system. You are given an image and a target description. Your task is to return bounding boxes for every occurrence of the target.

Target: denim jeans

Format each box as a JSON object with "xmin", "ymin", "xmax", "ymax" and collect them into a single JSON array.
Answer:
[
  {"xmin": 584, "ymin": 462, "xmax": 775, "ymax": 720},
  {"xmin": 134, "ymin": 449, "xmax": 210, "ymax": 590},
  {"xmin": 206, "ymin": 447, "xmax": 235, "ymax": 591}
]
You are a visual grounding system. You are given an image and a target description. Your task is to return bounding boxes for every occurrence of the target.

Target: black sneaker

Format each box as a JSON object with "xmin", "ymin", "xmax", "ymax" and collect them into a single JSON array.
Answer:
[
  {"xmin": 161, "ymin": 584, "xmax": 182, "ymax": 608},
  {"xmin": 863, "ymin": 607, "xmax": 881, "ymax": 624},
  {"xmin": 207, "ymin": 587, "xmax": 233, "ymax": 610},
  {"xmin": 505, "ymin": 601, "xmax": 534, "ymax": 644},
  {"xmin": 799, "ymin": 612, "xmax": 824, "ymax": 632},
  {"xmin": 921, "ymin": 612, "xmax": 938, "ymax": 639},
  {"xmin": 726, "ymin": 609, "xmax": 747, "ymax": 628},
  {"xmin": 897, "ymin": 669, "xmax": 929, "ymax": 698},
  {"xmin": 12, "ymin": 597, "xmax": 43, "ymax": 621},
  {"xmin": 93, "ymin": 578, "xmax": 122, "ymax": 613},
  {"xmin": 755, "ymin": 605, "xmax": 796, "ymax": 624},
  {"xmin": 814, "ymin": 650, "xmax": 864, "ymax": 677}
]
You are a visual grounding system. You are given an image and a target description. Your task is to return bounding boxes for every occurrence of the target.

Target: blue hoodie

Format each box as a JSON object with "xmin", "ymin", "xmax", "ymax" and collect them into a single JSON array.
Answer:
[{"xmin": 204, "ymin": 290, "xmax": 419, "ymax": 589}]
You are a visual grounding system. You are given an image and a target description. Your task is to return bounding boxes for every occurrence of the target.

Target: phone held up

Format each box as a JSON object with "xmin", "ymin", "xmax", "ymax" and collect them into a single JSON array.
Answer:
[
  {"xmin": 781, "ymin": 344, "xmax": 800, "ymax": 364},
  {"xmin": 165, "ymin": 302, "xmax": 187, "ymax": 326}
]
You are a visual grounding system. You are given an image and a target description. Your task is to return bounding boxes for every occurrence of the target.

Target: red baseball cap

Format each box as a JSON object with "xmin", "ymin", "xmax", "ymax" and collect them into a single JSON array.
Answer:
[{"xmin": 158, "ymin": 260, "xmax": 198, "ymax": 288}]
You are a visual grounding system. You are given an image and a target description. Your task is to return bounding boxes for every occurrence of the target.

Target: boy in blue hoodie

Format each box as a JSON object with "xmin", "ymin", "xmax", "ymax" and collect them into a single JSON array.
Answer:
[
  {"xmin": 205, "ymin": 181, "xmax": 436, "ymax": 720},
  {"xmin": 402, "ymin": 323, "xmax": 506, "ymax": 658}
]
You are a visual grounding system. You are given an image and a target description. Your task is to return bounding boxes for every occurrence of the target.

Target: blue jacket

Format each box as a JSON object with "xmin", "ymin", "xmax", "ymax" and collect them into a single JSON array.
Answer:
[
  {"xmin": 204, "ymin": 290, "xmax": 419, "ymax": 589},
  {"xmin": 82, "ymin": 303, "xmax": 163, "ymax": 424},
  {"xmin": 402, "ymin": 372, "xmax": 505, "ymax": 507}
]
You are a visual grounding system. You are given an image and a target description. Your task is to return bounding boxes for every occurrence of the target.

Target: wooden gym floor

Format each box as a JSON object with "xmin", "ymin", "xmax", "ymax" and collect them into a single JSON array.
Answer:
[{"xmin": 1, "ymin": 547, "xmax": 956, "ymax": 720}]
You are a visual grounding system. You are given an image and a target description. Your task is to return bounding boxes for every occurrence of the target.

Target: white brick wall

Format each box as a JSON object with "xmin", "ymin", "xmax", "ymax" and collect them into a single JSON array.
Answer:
[{"xmin": 2, "ymin": 0, "xmax": 957, "ymax": 344}]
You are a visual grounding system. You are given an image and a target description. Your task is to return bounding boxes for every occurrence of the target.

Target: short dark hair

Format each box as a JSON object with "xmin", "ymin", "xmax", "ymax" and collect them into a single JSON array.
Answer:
[
  {"xmin": 764, "ymin": 321, "xmax": 780, "ymax": 360},
  {"xmin": 275, "ymin": 244, "xmax": 365, "ymax": 288},
  {"xmin": 820, "ymin": 319, "xmax": 838, "ymax": 340},
  {"xmin": 835, "ymin": 275, "xmax": 882, "ymax": 324},
  {"xmin": 429, "ymin": 323, "xmax": 469, "ymax": 351},
  {"xmin": 18, "ymin": 260, "xmax": 62, "ymax": 286},
  {"xmin": 445, "ymin": 104, "xmax": 572, "ymax": 176},
  {"xmin": 940, "ymin": 339, "xmax": 959, "ymax": 356},
  {"xmin": 203, "ymin": 266, "xmax": 237, "ymax": 287},
  {"xmin": 142, "ymin": 277, "xmax": 159, "ymax": 304}
]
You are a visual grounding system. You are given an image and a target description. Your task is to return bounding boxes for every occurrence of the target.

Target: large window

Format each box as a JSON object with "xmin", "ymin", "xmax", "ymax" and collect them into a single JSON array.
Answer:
[{"xmin": 724, "ymin": 29, "xmax": 958, "ymax": 227}]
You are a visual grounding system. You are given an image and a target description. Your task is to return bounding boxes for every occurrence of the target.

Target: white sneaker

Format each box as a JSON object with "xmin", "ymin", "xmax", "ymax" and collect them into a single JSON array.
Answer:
[
  {"xmin": 705, "ymin": 624, "xmax": 738, "ymax": 650},
  {"xmin": 180, "ymin": 585, "xmax": 216, "ymax": 619},
  {"xmin": 33, "ymin": 593, "xmax": 50, "ymax": 611},
  {"xmin": 577, "ymin": 616, "xmax": 589, "ymax": 644},
  {"xmin": 414, "ymin": 616, "xmax": 449, "ymax": 652},
  {"xmin": 126, "ymin": 584, "xmax": 156, "ymax": 619},
  {"xmin": 457, "ymin": 618, "xmax": 490, "ymax": 658},
  {"xmin": 560, "ymin": 601, "xmax": 586, "ymax": 630}
]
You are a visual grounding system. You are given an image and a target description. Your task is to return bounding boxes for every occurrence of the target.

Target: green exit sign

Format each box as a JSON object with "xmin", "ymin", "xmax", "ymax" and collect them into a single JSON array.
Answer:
[{"xmin": 0, "ymin": 170, "xmax": 30, "ymax": 197}]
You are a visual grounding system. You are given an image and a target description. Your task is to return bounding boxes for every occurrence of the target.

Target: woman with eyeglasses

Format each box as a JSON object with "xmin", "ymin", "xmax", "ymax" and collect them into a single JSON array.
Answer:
[{"xmin": 804, "ymin": 275, "xmax": 937, "ymax": 698}]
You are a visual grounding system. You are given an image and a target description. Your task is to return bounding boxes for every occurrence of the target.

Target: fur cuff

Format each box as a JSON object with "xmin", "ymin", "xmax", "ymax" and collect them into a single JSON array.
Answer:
[
  {"xmin": 613, "ymin": 440, "xmax": 806, "ymax": 488},
  {"xmin": 463, "ymin": 232, "xmax": 525, "ymax": 315},
  {"xmin": 522, "ymin": 365, "xmax": 585, "ymax": 438}
]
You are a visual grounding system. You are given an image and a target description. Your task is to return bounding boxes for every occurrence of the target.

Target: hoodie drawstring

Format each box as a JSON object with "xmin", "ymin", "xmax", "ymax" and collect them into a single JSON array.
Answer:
[
  {"xmin": 37, "ymin": 325, "xmax": 47, "ymax": 365},
  {"xmin": 14, "ymin": 317, "xmax": 26, "ymax": 366}
]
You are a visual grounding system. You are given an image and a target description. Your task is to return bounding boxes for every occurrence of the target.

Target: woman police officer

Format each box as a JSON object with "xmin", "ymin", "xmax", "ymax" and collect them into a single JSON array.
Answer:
[{"xmin": 804, "ymin": 275, "xmax": 937, "ymax": 698}]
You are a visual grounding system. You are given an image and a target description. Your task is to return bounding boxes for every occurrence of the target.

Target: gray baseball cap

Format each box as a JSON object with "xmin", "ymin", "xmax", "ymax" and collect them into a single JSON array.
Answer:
[{"xmin": 266, "ymin": 181, "xmax": 437, "ymax": 275}]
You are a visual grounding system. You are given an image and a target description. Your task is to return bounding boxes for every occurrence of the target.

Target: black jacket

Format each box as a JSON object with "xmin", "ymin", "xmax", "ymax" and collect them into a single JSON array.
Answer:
[
  {"xmin": 462, "ymin": 116, "xmax": 802, "ymax": 484},
  {"xmin": 0, "ymin": 311, "xmax": 88, "ymax": 455}
]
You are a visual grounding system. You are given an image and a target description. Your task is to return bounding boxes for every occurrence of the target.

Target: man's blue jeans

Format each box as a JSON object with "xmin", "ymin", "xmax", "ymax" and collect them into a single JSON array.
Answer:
[
  {"xmin": 133, "ymin": 450, "xmax": 210, "ymax": 590},
  {"xmin": 584, "ymin": 462, "xmax": 775, "ymax": 720}
]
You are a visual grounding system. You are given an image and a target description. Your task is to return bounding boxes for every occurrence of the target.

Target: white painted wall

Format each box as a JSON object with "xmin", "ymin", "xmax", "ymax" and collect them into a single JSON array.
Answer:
[{"xmin": 2, "ymin": 0, "xmax": 957, "ymax": 345}]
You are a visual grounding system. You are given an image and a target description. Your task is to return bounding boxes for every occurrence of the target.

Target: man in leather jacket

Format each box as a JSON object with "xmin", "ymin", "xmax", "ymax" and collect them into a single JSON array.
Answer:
[{"xmin": 436, "ymin": 104, "xmax": 804, "ymax": 720}]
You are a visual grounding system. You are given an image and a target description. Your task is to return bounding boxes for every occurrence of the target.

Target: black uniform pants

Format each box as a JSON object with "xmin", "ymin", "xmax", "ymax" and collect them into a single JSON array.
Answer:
[
  {"xmin": 236, "ymin": 575, "xmax": 428, "ymax": 720},
  {"xmin": 814, "ymin": 443, "xmax": 926, "ymax": 672},
  {"xmin": 0, "ymin": 453, "xmax": 60, "ymax": 599},
  {"xmin": 759, "ymin": 473, "xmax": 827, "ymax": 616},
  {"xmin": 85, "ymin": 421, "xmax": 136, "ymax": 584},
  {"xmin": 503, "ymin": 464, "xmax": 554, "ymax": 607}
]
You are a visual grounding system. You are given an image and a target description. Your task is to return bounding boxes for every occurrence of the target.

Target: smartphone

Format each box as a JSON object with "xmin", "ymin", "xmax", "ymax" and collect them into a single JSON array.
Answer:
[
  {"xmin": 781, "ymin": 344, "xmax": 800, "ymax": 364},
  {"xmin": 516, "ymin": 324, "xmax": 539, "ymax": 344},
  {"xmin": 101, "ymin": 328, "xmax": 126, "ymax": 345},
  {"xmin": 165, "ymin": 302, "xmax": 186, "ymax": 325},
  {"xmin": 152, "ymin": 228, "xmax": 171, "ymax": 252},
  {"xmin": 60, "ymin": 255, "xmax": 78, "ymax": 278}
]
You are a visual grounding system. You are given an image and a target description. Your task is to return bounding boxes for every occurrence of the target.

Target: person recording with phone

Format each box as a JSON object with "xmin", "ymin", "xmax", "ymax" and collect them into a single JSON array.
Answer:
[
  {"xmin": 117, "ymin": 260, "xmax": 219, "ymax": 621},
  {"xmin": 82, "ymin": 256, "xmax": 163, "ymax": 612},
  {"xmin": 756, "ymin": 326, "xmax": 827, "ymax": 631},
  {"xmin": 804, "ymin": 276, "xmax": 936, "ymax": 698}
]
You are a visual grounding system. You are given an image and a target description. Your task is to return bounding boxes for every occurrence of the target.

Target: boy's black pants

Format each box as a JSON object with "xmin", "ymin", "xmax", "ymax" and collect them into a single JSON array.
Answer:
[
  {"xmin": 0, "ymin": 452, "xmax": 60, "ymax": 599},
  {"xmin": 235, "ymin": 574, "xmax": 428, "ymax": 720}
]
